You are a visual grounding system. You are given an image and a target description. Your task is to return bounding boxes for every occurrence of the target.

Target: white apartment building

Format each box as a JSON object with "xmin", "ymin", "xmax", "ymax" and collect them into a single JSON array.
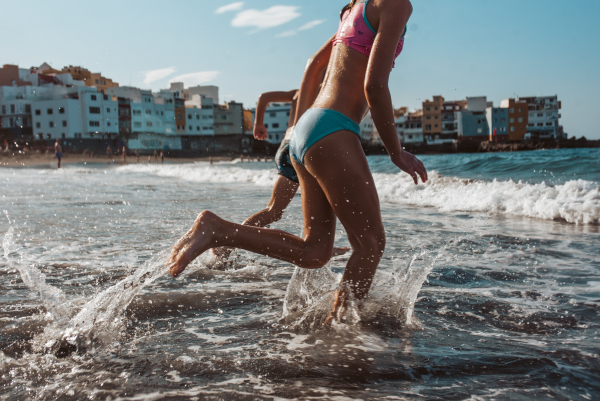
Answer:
[
  {"xmin": 169, "ymin": 82, "xmax": 219, "ymax": 104},
  {"xmin": 520, "ymin": 95, "xmax": 562, "ymax": 139},
  {"xmin": 360, "ymin": 112, "xmax": 380, "ymax": 145},
  {"xmin": 31, "ymin": 86, "xmax": 118, "ymax": 141}
]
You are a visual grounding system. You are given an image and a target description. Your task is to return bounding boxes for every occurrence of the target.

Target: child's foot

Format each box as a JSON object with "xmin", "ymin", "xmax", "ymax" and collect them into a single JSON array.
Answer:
[{"xmin": 168, "ymin": 211, "xmax": 221, "ymax": 277}]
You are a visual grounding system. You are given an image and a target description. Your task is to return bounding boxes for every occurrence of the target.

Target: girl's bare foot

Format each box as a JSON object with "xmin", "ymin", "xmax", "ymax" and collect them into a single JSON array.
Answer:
[
  {"xmin": 168, "ymin": 211, "xmax": 221, "ymax": 277},
  {"xmin": 324, "ymin": 286, "xmax": 351, "ymax": 326}
]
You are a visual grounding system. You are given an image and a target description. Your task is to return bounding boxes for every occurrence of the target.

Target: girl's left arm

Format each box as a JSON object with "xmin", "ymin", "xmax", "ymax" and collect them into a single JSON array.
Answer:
[{"xmin": 365, "ymin": 0, "xmax": 427, "ymax": 184}]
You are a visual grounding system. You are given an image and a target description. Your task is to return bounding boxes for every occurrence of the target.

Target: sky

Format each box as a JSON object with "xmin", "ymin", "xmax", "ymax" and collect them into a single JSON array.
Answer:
[{"xmin": 1, "ymin": 0, "xmax": 599, "ymax": 139}]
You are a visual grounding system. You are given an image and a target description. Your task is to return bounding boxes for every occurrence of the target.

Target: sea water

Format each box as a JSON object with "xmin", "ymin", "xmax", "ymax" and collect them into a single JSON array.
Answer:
[{"xmin": 0, "ymin": 148, "xmax": 599, "ymax": 400}]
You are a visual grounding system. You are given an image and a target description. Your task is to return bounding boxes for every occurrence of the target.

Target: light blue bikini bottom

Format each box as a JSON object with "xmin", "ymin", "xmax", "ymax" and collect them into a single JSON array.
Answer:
[{"xmin": 289, "ymin": 108, "xmax": 361, "ymax": 166}]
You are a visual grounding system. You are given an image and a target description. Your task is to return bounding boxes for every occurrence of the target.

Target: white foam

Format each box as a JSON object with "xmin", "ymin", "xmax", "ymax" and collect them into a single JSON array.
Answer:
[
  {"xmin": 113, "ymin": 163, "xmax": 599, "ymax": 224},
  {"xmin": 373, "ymin": 172, "xmax": 600, "ymax": 225},
  {"xmin": 116, "ymin": 163, "xmax": 277, "ymax": 187}
]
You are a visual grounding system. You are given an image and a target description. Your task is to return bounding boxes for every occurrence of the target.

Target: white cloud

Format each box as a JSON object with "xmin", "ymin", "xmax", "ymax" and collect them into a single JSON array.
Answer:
[
  {"xmin": 276, "ymin": 19, "xmax": 326, "ymax": 38},
  {"xmin": 276, "ymin": 30, "xmax": 298, "ymax": 38},
  {"xmin": 215, "ymin": 2, "xmax": 244, "ymax": 14},
  {"xmin": 231, "ymin": 6, "xmax": 301, "ymax": 30},
  {"xmin": 143, "ymin": 67, "xmax": 176, "ymax": 85},
  {"xmin": 299, "ymin": 19, "xmax": 326, "ymax": 31},
  {"xmin": 168, "ymin": 71, "xmax": 220, "ymax": 87}
]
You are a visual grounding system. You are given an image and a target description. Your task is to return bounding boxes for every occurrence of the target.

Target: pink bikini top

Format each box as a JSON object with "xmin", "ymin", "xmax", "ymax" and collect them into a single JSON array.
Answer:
[{"xmin": 333, "ymin": 0, "xmax": 406, "ymax": 66}]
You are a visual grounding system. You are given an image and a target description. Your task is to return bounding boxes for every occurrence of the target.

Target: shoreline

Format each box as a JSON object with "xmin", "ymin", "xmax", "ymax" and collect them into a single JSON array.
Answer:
[{"xmin": 0, "ymin": 152, "xmax": 272, "ymax": 168}]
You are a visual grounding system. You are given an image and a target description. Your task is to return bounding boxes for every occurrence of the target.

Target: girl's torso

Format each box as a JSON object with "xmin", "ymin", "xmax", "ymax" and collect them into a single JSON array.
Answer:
[{"xmin": 312, "ymin": 0, "xmax": 406, "ymax": 123}]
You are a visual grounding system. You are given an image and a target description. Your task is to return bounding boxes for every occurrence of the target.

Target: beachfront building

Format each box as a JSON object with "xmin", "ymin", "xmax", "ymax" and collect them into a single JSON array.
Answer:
[
  {"xmin": 519, "ymin": 95, "xmax": 562, "ymax": 139},
  {"xmin": 107, "ymin": 86, "xmax": 182, "ymax": 151},
  {"xmin": 360, "ymin": 112, "xmax": 381, "ymax": 146},
  {"xmin": 485, "ymin": 107, "xmax": 509, "ymax": 141},
  {"xmin": 456, "ymin": 97, "xmax": 493, "ymax": 142},
  {"xmin": 403, "ymin": 110, "xmax": 424, "ymax": 145},
  {"xmin": 169, "ymin": 82, "xmax": 219, "ymax": 104},
  {"xmin": 39, "ymin": 64, "xmax": 119, "ymax": 94},
  {"xmin": 422, "ymin": 96, "xmax": 443, "ymax": 143},
  {"xmin": 31, "ymin": 86, "xmax": 118, "ymax": 142},
  {"xmin": 500, "ymin": 98, "xmax": 529, "ymax": 141}
]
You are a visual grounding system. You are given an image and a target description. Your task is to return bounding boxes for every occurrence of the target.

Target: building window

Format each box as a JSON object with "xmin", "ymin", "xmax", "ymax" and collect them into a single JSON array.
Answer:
[
  {"xmin": 426, "ymin": 107, "xmax": 430, "ymax": 111},
  {"xmin": 510, "ymin": 108, "xmax": 514, "ymax": 113},
  {"xmin": 510, "ymin": 118, "xmax": 514, "ymax": 123},
  {"xmin": 547, "ymin": 112, "xmax": 553, "ymax": 117},
  {"xmin": 61, "ymin": 133, "xmax": 66, "ymax": 139},
  {"xmin": 188, "ymin": 114, "xmax": 192, "ymax": 119},
  {"xmin": 106, "ymin": 108, "xmax": 110, "ymax": 113},
  {"xmin": 91, "ymin": 95, "xmax": 97, "ymax": 101},
  {"xmin": 134, "ymin": 122, "xmax": 142, "ymax": 128},
  {"xmin": 426, "ymin": 116, "xmax": 431, "ymax": 120},
  {"xmin": 36, "ymin": 122, "xmax": 41, "ymax": 128},
  {"xmin": 510, "ymin": 127, "xmax": 515, "ymax": 132},
  {"xmin": 426, "ymin": 124, "xmax": 431, "ymax": 131},
  {"xmin": 47, "ymin": 108, "xmax": 53, "ymax": 115},
  {"xmin": 146, "ymin": 110, "xmax": 151, "ymax": 115},
  {"xmin": 221, "ymin": 115, "xmax": 228, "ymax": 120},
  {"xmin": 273, "ymin": 123, "xmax": 279, "ymax": 128},
  {"xmin": 178, "ymin": 114, "xmax": 182, "ymax": 120},
  {"xmin": 35, "ymin": 109, "xmax": 41, "ymax": 115},
  {"xmin": 197, "ymin": 126, "xmax": 200, "ymax": 131},
  {"xmin": 9, "ymin": 118, "xmax": 14, "ymax": 127},
  {"xmin": 25, "ymin": 104, "xmax": 31, "ymax": 113},
  {"xmin": 477, "ymin": 128, "xmax": 483, "ymax": 134},
  {"xmin": 46, "ymin": 134, "xmax": 51, "ymax": 139},
  {"xmin": 107, "ymin": 122, "xmax": 111, "ymax": 127},
  {"xmin": 133, "ymin": 110, "xmax": 141, "ymax": 116},
  {"xmin": 537, "ymin": 113, "xmax": 543, "ymax": 117},
  {"xmin": 103, "ymin": 95, "xmax": 108, "ymax": 100},
  {"xmin": 537, "ymin": 123, "xmax": 543, "ymax": 127},
  {"xmin": 89, "ymin": 107, "xmax": 101, "ymax": 114},
  {"xmin": 196, "ymin": 115, "xmax": 200, "ymax": 120},
  {"xmin": 58, "ymin": 107, "xmax": 65, "ymax": 114},
  {"xmin": 269, "ymin": 112, "xmax": 276, "ymax": 117},
  {"xmin": 518, "ymin": 118, "xmax": 523, "ymax": 123},
  {"xmin": 501, "ymin": 118, "xmax": 506, "ymax": 122},
  {"xmin": 10, "ymin": 105, "xmax": 15, "ymax": 113},
  {"xmin": 49, "ymin": 122, "xmax": 54, "ymax": 128},
  {"xmin": 89, "ymin": 121, "xmax": 100, "ymax": 127},
  {"xmin": 546, "ymin": 122, "xmax": 553, "ymax": 126},
  {"xmin": 147, "ymin": 122, "xmax": 153, "ymax": 127},
  {"xmin": 265, "ymin": 124, "xmax": 269, "ymax": 128},
  {"xmin": 0, "ymin": 105, "xmax": 5, "ymax": 114}
]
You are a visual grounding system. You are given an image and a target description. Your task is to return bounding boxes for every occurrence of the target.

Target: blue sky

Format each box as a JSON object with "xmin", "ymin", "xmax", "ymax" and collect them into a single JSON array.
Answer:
[{"xmin": 1, "ymin": 0, "xmax": 599, "ymax": 138}]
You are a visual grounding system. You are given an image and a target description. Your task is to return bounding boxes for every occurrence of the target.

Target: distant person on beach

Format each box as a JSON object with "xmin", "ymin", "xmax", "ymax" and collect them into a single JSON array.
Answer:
[
  {"xmin": 54, "ymin": 139, "xmax": 62, "ymax": 169},
  {"xmin": 160, "ymin": 151, "xmax": 164, "ymax": 164},
  {"xmin": 212, "ymin": 89, "xmax": 349, "ymax": 261},
  {"xmin": 107, "ymin": 146, "xmax": 113, "ymax": 159},
  {"xmin": 153, "ymin": 150, "xmax": 158, "ymax": 163},
  {"xmin": 169, "ymin": 0, "xmax": 426, "ymax": 323},
  {"xmin": 122, "ymin": 146, "xmax": 127, "ymax": 164}
]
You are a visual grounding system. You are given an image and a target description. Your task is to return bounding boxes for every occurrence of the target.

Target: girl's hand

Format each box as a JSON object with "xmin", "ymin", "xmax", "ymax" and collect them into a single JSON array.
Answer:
[
  {"xmin": 392, "ymin": 150, "xmax": 428, "ymax": 185},
  {"xmin": 254, "ymin": 124, "xmax": 268, "ymax": 140}
]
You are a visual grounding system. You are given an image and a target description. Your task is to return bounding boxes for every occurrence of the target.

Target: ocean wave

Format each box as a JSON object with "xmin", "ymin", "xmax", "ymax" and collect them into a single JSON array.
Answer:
[
  {"xmin": 115, "ymin": 163, "xmax": 599, "ymax": 225},
  {"xmin": 116, "ymin": 163, "xmax": 278, "ymax": 187},
  {"xmin": 374, "ymin": 172, "xmax": 599, "ymax": 225}
]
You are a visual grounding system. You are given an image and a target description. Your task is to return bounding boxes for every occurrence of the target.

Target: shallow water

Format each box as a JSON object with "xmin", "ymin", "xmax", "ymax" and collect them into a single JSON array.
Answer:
[{"xmin": 1, "ymin": 148, "xmax": 599, "ymax": 400}]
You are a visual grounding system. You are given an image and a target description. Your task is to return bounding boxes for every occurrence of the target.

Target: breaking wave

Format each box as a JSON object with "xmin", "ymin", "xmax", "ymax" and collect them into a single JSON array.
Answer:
[{"xmin": 115, "ymin": 163, "xmax": 599, "ymax": 225}]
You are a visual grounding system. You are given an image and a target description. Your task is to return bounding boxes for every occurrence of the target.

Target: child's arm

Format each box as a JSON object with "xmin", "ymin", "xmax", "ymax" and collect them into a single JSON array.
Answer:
[{"xmin": 254, "ymin": 90, "xmax": 298, "ymax": 140}]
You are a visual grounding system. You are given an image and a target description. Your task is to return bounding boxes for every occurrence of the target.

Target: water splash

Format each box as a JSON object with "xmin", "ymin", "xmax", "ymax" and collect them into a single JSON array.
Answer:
[
  {"xmin": 281, "ymin": 251, "xmax": 440, "ymax": 332},
  {"xmin": 2, "ymin": 216, "xmax": 170, "ymax": 357},
  {"xmin": 2, "ymin": 220, "xmax": 75, "ymax": 323},
  {"xmin": 36, "ymin": 251, "xmax": 169, "ymax": 356}
]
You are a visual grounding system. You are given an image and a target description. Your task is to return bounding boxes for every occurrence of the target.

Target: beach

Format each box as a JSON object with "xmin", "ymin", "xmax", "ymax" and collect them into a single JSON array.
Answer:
[{"xmin": 1, "ymin": 148, "xmax": 599, "ymax": 399}]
